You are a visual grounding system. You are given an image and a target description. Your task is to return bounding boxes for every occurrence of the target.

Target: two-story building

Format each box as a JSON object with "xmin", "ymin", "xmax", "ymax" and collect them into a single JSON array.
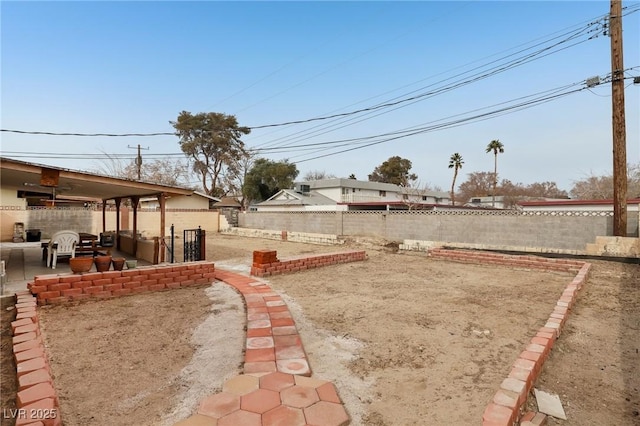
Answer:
[{"xmin": 252, "ymin": 178, "xmax": 451, "ymax": 212}]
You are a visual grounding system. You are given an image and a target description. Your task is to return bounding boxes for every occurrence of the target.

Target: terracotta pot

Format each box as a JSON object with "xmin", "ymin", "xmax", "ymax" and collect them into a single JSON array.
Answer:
[
  {"xmin": 69, "ymin": 257, "xmax": 93, "ymax": 274},
  {"xmin": 112, "ymin": 257, "xmax": 126, "ymax": 271},
  {"xmin": 94, "ymin": 255, "xmax": 112, "ymax": 272}
]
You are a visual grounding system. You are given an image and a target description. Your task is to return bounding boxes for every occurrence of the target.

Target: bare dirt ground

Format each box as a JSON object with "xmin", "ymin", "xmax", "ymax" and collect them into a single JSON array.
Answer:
[{"xmin": 2, "ymin": 234, "xmax": 638, "ymax": 426}]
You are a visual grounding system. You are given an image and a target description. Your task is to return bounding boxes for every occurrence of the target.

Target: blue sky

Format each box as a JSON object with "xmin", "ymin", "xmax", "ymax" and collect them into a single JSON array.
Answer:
[{"xmin": 1, "ymin": 1, "xmax": 639, "ymax": 193}]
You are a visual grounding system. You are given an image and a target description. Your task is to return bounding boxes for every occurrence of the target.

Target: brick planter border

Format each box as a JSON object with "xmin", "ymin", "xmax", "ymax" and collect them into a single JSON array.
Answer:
[{"xmin": 428, "ymin": 248, "xmax": 590, "ymax": 426}]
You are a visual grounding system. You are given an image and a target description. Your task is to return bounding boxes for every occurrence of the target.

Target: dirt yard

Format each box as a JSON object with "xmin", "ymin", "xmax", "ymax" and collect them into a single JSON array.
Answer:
[{"xmin": 2, "ymin": 234, "xmax": 638, "ymax": 425}]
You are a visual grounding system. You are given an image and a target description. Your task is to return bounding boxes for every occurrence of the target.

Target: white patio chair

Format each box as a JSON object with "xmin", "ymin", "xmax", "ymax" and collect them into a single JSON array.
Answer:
[{"xmin": 47, "ymin": 230, "xmax": 80, "ymax": 269}]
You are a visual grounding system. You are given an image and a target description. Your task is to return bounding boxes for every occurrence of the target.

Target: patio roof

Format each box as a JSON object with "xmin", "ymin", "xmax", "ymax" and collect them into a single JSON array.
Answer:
[{"xmin": 1, "ymin": 157, "xmax": 194, "ymax": 201}]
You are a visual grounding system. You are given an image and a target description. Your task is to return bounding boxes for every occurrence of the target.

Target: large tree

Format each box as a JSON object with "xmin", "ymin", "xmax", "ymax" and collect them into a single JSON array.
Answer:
[
  {"xmin": 368, "ymin": 156, "xmax": 418, "ymax": 186},
  {"xmin": 448, "ymin": 153, "xmax": 464, "ymax": 205},
  {"xmin": 243, "ymin": 158, "xmax": 299, "ymax": 204},
  {"xmin": 171, "ymin": 111, "xmax": 250, "ymax": 197},
  {"xmin": 485, "ymin": 139, "xmax": 504, "ymax": 207},
  {"xmin": 223, "ymin": 150, "xmax": 255, "ymax": 210}
]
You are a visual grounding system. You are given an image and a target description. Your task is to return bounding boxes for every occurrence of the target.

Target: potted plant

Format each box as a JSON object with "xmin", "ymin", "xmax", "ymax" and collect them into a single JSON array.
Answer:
[{"xmin": 125, "ymin": 259, "xmax": 137, "ymax": 269}]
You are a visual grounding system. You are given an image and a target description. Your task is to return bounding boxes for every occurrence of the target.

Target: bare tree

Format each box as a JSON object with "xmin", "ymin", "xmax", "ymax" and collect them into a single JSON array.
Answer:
[
  {"xmin": 95, "ymin": 153, "xmax": 191, "ymax": 187},
  {"xmin": 303, "ymin": 170, "xmax": 336, "ymax": 181},
  {"xmin": 570, "ymin": 163, "xmax": 640, "ymax": 199}
]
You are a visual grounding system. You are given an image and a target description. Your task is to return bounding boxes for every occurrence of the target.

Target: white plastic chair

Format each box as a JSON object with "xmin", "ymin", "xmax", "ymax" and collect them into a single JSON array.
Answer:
[{"xmin": 47, "ymin": 231, "xmax": 79, "ymax": 269}]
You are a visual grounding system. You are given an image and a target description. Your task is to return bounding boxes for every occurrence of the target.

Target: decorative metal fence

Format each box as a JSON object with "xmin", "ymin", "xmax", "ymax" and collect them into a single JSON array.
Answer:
[{"xmin": 183, "ymin": 226, "xmax": 206, "ymax": 262}]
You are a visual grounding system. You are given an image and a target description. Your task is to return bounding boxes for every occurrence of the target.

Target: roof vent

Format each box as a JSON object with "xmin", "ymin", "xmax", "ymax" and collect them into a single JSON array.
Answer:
[{"xmin": 299, "ymin": 184, "xmax": 310, "ymax": 193}]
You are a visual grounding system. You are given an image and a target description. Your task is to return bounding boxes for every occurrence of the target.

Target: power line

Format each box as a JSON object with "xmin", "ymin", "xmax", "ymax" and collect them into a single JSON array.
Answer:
[
  {"xmin": 4, "ymin": 71, "xmax": 632, "ymax": 163},
  {"xmin": 0, "ymin": 11, "xmax": 613, "ymax": 140},
  {"xmin": 246, "ymin": 18, "xmax": 607, "ymax": 151},
  {"xmin": 0, "ymin": 129, "xmax": 174, "ymax": 137},
  {"xmin": 2, "ymin": 10, "xmax": 637, "ymax": 145}
]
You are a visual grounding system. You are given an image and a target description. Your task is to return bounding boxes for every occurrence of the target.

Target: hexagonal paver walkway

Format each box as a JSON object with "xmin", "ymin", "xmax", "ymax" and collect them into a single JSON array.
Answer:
[
  {"xmin": 173, "ymin": 269, "xmax": 350, "ymax": 426},
  {"xmin": 175, "ymin": 372, "xmax": 349, "ymax": 426}
]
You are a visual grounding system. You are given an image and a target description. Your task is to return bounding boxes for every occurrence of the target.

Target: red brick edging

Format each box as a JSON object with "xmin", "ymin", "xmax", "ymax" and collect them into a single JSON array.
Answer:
[
  {"xmin": 250, "ymin": 250, "xmax": 366, "ymax": 277},
  {"xmin": 26, "ymin": 262, "xmax": 216, "ymax": 305},
  {"xmin": 11, "ymin": 290, "xmax": 62, "ymax": 426},
  {"xmin": 429, "ymin": 248, "xmax": 590, "ymax": 426}
]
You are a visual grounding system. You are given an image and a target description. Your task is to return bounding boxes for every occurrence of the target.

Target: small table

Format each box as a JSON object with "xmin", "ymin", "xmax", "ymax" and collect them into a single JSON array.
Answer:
[
  {"xmin": 41, "ymin": 233, "xmax": 110, "ymax": 263},
  {"xmin": 78, "ymin": 233, "xmax": 98, "ymax": 248}
]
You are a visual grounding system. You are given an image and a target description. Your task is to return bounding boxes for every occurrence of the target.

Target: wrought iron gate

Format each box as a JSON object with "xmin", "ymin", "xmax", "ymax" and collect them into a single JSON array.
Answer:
[{"xmin": 183, "ymin": 227, "xmax": 205, "ymax": 262}]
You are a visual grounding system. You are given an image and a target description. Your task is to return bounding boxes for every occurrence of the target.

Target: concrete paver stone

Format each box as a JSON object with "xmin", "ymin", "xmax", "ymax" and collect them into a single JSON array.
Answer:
[
  {"xmin": 222, "ymin": 375, "xmax": 260, "ymax": 396},
  {"xmin": 241, "ymin": 388, "xmax": 281, "ymax": 414},
  {"xmin": 534, "ymin": 388, "xmax": 567, "ymax": 420},
  {"xmin": 197, "ymin": 392, "xmax": 240, "ymax": 419},
  {"xmin": 303, "ymin": 401, "xmax": 350, "ymax": 426}
]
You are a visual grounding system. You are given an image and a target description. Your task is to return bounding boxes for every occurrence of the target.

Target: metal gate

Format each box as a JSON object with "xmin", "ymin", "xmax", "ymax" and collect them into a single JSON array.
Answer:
[{"xmin": 184, "ymin": 227, "xmax": 205, "ymax": 262}]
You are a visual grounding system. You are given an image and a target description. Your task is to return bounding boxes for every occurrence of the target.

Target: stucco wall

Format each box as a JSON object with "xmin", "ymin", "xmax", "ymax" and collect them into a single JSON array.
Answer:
[{"xmin": 0, "ymin": 207, "xmax": 220, "ymax": 241}]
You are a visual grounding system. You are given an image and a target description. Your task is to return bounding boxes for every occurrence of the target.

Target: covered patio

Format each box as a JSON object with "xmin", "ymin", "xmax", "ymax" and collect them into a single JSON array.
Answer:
[
  {"xmin": 0, "ymin": 241, "xmax": 153, "ymax": 296},
  {"xmin": 0, "ymin": 157, "xmax": 195, "ymax": 294}
]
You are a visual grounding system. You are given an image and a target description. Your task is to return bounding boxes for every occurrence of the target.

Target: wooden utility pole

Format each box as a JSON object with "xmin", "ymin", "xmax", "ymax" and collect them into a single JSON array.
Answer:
[
  {"xmin": 610, "ymin": 0, "xmax": 627, "ymax": 236},
  {"xmin": 128, "ymin": 144, "xmax": 149, "ymax": 180}
]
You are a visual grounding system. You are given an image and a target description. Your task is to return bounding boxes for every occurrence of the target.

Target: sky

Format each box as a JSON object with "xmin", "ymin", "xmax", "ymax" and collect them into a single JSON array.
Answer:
[{"xmin": 1, "ymin": 1, "xmax": 639, "ymax": 194}]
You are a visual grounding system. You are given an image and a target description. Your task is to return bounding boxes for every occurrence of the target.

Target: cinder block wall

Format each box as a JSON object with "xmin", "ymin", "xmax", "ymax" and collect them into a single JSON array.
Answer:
[{"xmin": 239, "ymin": 210, "xmax": 639, "ymax": 252}]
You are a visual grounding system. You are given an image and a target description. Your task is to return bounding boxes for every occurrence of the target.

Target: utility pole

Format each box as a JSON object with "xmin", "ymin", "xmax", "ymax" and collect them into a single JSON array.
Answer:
[
  {"xmin": 128, "ymin": 144, "xmax": 149, "ymax": 180},
  {"xmin": 610, "ymin": 0, "xmax": 627, "ymax": 236}
]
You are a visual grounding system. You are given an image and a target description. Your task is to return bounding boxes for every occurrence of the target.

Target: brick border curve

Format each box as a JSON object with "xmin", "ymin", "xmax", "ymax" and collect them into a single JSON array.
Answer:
[{"xmin": 429, "ymin": 248, "xmax": 591, "ymax": 426}]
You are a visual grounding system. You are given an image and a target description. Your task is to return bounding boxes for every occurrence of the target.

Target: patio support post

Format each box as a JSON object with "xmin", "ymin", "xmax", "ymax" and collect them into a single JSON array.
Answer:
[
  {"xmin": 131, "ymin": 196, "xmax": 139, "ymax": 257},
  {"xmin": 157, "ymin": 193, "xmax": 166, "ymax": 263},
  {"xmin": 115, "ymin": 198, "xmax": 122, "ymax": 250},
  {"xmin": 102, "ymin": 200, "xmax": 107, "ymax": 233}
]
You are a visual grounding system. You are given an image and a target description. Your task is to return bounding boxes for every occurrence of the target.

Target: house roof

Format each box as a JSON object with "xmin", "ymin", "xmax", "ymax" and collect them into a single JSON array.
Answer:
[
  {"xmin": 257, "ymin": 189, "xmax": 337, "ymax": 206},
  {"xmin": 299, "ymin": 178, "xmax": 401, "ymax": 192},
  {"xmin": 1, "ymin": 157, "xmax": 194, "ymax": 200},
  {"xmin": 215, "ymin": 196, "xmax": 242, "ymax": 207}
]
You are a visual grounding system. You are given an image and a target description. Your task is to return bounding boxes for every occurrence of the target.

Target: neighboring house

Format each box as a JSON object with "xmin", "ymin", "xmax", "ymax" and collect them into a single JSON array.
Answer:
[
  {"xmin": 252, "ymin": 178, "xmax": 451, "ymax": 212},
  {"xmin": 214, "ymin": 196, "xmax": 242, "ymax": 210},
  {"xmin": 465, "ymin": 196, "xmax": 507, "ymax": 209},
  {"xmin": 253, "ymin": 189, "xmax": 338, "ymax": 212},
  {"xmin": 139, "ymin": 191, "xmax": 219, "ymax": 210}
]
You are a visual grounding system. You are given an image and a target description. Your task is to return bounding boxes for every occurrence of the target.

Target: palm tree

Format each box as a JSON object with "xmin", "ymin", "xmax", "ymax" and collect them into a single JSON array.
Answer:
[
  {"xmin": 448, "ymin": 153, "xmax": 464, "ymax": 205},
  {"xmin": 485, "ymin": 139, "xmax": 504, "ymax": 207}
]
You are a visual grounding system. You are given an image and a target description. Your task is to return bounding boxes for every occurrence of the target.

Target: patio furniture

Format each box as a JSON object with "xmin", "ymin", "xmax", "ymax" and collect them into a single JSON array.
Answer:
[{"xmin": 47, "ymin": 230, "xmax": 80, "ymax": 269}]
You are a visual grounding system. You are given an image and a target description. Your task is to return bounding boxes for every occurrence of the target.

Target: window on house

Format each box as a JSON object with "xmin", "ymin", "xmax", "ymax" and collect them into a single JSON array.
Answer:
[
  {"xmin": 472, "ymin": 198, "xmax": 481, "ymax": 203},
  {"xmin": 352, "ymin": 188, "xmax": 356, "ymax": 193},
  {"xmin": 403, "ymin": 194, "xmax": 408, "ymax": 200},
  {"xmin": 422, "ymin": 196, "xmax": 427, "ymax": 201},
  {"xmin": 379, "ymin": 191, "xmax": 386, "ymax": 197}
]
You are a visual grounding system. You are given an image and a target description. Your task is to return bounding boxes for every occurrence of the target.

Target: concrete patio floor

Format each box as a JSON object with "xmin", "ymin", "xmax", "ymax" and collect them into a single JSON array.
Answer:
[{"xmin": 0, "ymin": 242, "xmax": 145, "ymax": 297}]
